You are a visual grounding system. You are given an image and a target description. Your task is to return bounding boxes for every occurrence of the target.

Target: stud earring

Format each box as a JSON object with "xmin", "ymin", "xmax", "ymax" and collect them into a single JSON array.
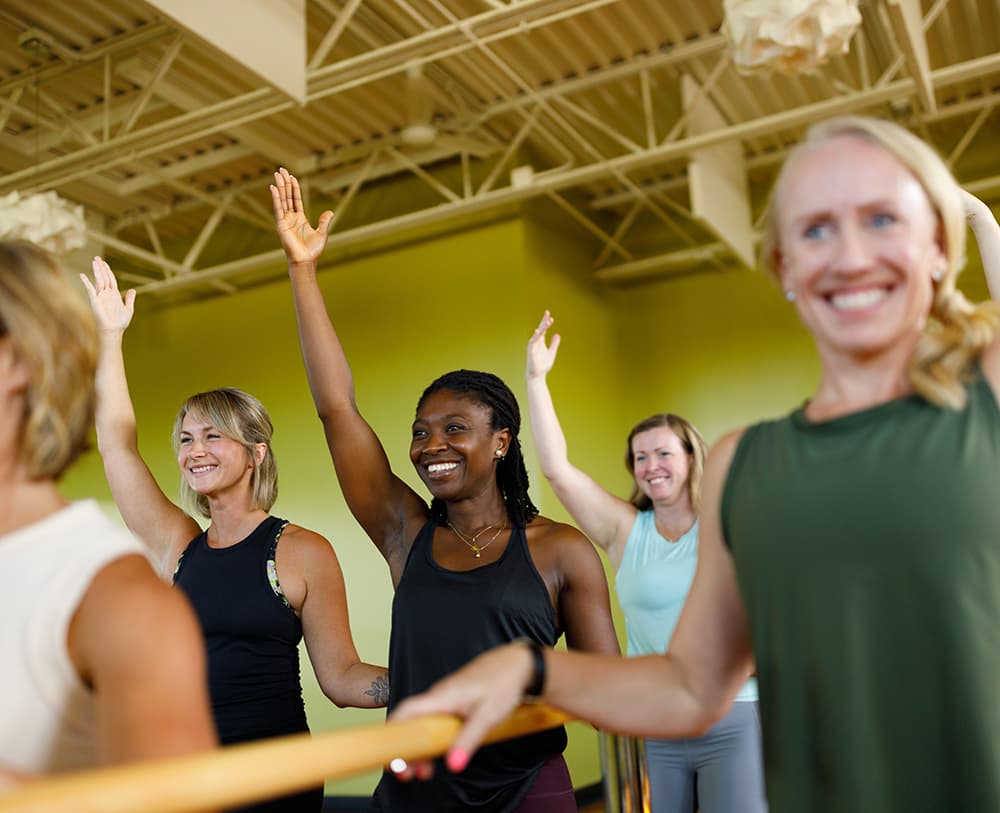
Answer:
[
  {"xmin": 495, "ymin": 449, "xmax": 504, "ymax": 458},
  {"xmin": 931, "ymin": 262, "xmax": 946, "ymax": 282},
  {"xmin": 784, "ymin": 289, "xmax": 796, "ymax": 302}
]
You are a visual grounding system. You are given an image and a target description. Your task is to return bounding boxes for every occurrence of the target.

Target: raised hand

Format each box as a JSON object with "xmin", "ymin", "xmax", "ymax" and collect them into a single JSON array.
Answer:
[
  {"xmin": 80, "ymin": 257, "xmax": 136, "ymax": 334},
  {"xmin": 270, "ymin": 167, "xmax": 335, "ymax": 266},
  {"xmin": 526, "ymin": 310, "xmax": 561, "ymax": 381}
]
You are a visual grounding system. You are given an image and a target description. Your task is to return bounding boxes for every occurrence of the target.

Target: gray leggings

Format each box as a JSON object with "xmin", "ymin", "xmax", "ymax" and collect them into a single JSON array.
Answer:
[{"xmin": 645, "ymin": 700, "xmax": 767, "ymax": 813}]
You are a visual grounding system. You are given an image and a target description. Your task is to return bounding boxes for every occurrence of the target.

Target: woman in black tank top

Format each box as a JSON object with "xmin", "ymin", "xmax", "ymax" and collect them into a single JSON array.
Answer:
[
  {"xmin": 83, "ymin": 258, "xmax": 389, "ymax": 813},
  {"xmin": 272, "ymin": 168, "xmax": 621, "ymax": 813}
]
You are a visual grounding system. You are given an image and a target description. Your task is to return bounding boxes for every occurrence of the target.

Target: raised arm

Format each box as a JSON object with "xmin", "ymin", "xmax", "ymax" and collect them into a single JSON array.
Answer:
[
  {"xmin": 964, "ymin": 192, "xmax": 1000, "ymax": 393},
  {"xmin": 80, "ymin": 260, "xmax": 199, "ymax": 572},
  {"xmin": 68, "ymin": 554, "xmax": 217, "ymax": 766},
  {"xmin": 391, "ymin": 431, "xmax": 754, "ymax": 767},
  {"xmin": 526, "ymin": 311, "xmax": 637, "ymax": 564},
  {"xmin": 287, "ymin": 526, "xmax": 389, "ymax": 708},
  {"xmin": 963, "ymin": 191, "xmax": 1000, "ymax": 301},
  {"xmin": 270, "ymin": 169, "xmax": 426, "ymax": 573}
]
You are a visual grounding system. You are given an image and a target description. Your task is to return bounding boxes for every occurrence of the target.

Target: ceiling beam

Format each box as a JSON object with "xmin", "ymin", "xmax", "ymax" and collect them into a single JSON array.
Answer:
[
  {"xmin": 121, "ymin": 53, "xmax": 1000, "ymax": 295},
  {"xmin": 883, "ymin": 0, "xmax": 936, "ymax": 112},
  {"xmin": 0, "ymin": 0, "xmax": 618, "ymax": 197}
]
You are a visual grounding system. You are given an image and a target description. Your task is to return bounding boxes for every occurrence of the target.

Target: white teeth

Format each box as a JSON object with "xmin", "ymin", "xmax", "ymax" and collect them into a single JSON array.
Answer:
[
  {"xmin": 190, "ymin": 465, "xmax": 215, "ymax": 474},
  {"xmin": 648, "ymin": 477, "xmax": 667, "ymax": 484},
  {"xmin": 830, "ymin": 288, "xmax": 888, "ymax": 310},
  {"xmin": 427, "ymin": 462, "xmax": 458, "ymax": 473}
]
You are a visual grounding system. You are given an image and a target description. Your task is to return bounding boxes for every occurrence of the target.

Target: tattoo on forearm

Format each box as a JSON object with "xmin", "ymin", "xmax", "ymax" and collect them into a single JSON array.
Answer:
[{"xmin": 365, "ymin": 673, "xmax": 390, "ymax": 706}]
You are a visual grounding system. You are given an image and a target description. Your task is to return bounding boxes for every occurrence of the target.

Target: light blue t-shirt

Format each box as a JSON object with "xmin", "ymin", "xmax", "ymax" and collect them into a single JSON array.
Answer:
[{"xmin": 615, "ymin": 510, "xmax": 756, "ymax": 702}]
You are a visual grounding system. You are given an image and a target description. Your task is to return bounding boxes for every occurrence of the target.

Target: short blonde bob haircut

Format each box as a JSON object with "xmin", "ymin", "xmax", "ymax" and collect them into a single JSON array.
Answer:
[
  {"xmin": 624, "ymin": 413, "xmax": 707, "ymax": 513},
  {"xmin": 171, "ymin": 388, "xmax": 278, "ymax": 518},
  {"xmin": 0, "ymin": 241, "xmax": 98, "ymax": 480},
  {"xmin": 761, "ymin": 114, "xmax": 998, "ymax": 410}
]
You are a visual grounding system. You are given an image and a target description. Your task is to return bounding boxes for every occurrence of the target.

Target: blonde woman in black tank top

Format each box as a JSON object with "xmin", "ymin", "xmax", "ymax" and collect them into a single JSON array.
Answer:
[{"xmin": 82, "ymin": 258, "xmax": 388, "ymax": 813}]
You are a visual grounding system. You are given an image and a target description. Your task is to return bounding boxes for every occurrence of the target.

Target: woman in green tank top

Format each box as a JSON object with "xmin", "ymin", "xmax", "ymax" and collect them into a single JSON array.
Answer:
[{"xmin": 391, "ymin": 115, "xmax": 1000, "ymax": 813}]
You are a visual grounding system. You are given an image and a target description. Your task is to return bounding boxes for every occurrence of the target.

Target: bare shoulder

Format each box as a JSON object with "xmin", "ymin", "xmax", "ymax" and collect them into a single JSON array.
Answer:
[
  {"xmin": 87, "ymin": 553, "xmax": 179, "ymax": 608},
  {"xmin": 276, "ymin": 523, "xmax": 341, "ymax": 569},
  {"xmin": 281, "ymin": 522, "xmax": 334, "ymax": 550},
  {"xmin": 705, "ymin": 427, "xmax": 746, "ymax": 483},
  {"xmin": 70, "ymin": 554, "xmax": 202, "ymax": 680},
  {"xmin": 524, "ymin": 514, "xmax": 605, "ymax": 587},
  {"xmin": 524, "ymin": 514, "xmax": 591, "ymax": 549}
]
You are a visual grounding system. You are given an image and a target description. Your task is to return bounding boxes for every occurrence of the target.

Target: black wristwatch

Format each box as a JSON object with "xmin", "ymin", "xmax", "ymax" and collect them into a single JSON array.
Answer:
[{"xmin": 513, "ymin": 638, "xmax": 547, "ymax": 700}]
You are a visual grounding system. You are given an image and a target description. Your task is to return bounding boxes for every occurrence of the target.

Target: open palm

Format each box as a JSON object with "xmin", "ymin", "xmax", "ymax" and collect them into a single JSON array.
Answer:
[
  {"xmin": 80, "ymin": 257, "xmax": 135, "ymax": 334},
  {"xmin": 526, "ymin": 310, "xmax": 561, "ymax": 379},
  {"xmin": 271, "ymin": 167, "xmax": 334, "ymax": 265}
]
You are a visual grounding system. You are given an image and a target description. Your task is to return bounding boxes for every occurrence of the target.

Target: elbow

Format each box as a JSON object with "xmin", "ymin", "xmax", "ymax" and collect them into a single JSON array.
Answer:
[
  {"xmin": 683, "ymin": 691, "xmax": 733, "ymax": 737},
  {"xmin": 320, "ymin": 683, "xmax": 351, "ymax": 709}
]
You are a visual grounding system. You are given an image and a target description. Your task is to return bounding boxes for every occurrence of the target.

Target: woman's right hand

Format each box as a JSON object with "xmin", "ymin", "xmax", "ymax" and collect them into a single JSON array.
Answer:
[
  {"xmin": 80, "ymin": 257, "xmax": 135, "ymax": 335},
  {"xmin": 526, "ymin": 310, "xmax": 561, "ymax": 381},
  {"xmin": 389, "ymin": 643, "xmax": 535, "ymax": 774}
]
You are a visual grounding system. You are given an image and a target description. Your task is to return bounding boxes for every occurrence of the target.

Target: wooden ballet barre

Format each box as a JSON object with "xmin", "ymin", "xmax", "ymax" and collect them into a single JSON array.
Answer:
[{"xmin": 0, "ymin": 704, "xmax": 572, "ymax": 813}]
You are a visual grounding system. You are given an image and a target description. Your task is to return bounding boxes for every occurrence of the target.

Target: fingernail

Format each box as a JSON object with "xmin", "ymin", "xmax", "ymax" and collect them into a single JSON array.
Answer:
[
  {"xmin": 389, "ymin": 758, "xmax": 407, "ymax": 775},
  {"xmin": 446, "ymin": 750, "xmax": 469, "ymax": 772}
]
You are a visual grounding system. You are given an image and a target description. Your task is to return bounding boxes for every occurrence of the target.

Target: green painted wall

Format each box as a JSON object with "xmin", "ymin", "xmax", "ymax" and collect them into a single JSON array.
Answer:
[
  {"xmin": 610, "ymin": 267, "xmax": 819, "ymax": 446},
  {"xmin": 607, "ymin": 241, "xmax": 992, "ymax": 448}
]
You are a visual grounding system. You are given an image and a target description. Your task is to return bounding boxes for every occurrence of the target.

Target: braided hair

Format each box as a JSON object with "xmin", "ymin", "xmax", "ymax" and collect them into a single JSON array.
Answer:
[{"xmin": 417, "ymin": 369, "xmax": 539, "ymax": 528}]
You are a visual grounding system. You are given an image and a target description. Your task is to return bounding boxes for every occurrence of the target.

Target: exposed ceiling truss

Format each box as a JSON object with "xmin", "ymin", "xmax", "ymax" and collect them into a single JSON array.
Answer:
[{"xmin": 0, "ymin": 0, "xmax": 998, "ymax": 304}]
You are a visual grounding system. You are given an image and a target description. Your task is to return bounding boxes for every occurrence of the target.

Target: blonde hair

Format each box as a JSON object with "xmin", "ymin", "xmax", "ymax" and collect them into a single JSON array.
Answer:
[
  {"xmin": 624, "ymin": 413, "xmax": 707, "ymax": 513},
  {"xmin": 761, "ymin": 114, "xmax": 998, "ymax": 409},
  {"xmin": 172, "ymin": 388, "xmax": 278, "ymax": 518},
  {"xmin": 0, "ymin": 241, "xmax": 98, "ymax": 479}
]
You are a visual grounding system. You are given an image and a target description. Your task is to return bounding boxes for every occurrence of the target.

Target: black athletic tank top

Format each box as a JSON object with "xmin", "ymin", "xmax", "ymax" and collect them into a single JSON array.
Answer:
[
  {"xmin": 373, "ymin": 521, "xmax": 568, "ymax": 812},
  {"xmin": 174, "ymin": 515, "xmax": 308, "ymax": 744}
]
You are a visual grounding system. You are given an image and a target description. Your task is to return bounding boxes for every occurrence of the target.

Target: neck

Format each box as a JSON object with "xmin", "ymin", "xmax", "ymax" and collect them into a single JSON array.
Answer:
[
  {"xmin": 444, "ymin": 490, "xmax": 509, "ymax": 532},
  {"xmin": 205, "ymin": 493, "xmax": 269, "ymax": 547},
  {"xmin": 806, "ymin": 357, "xmax": 913, "ymax": 420},
  {"xmin": 809, "ymin": 343, "xmax": 915, "ymax": 421},
  {"xmin": 0, "ymin": 399, "xmax": 67, "ymax": 536},
  {"xmin": 0, "ymin": 465, "xmax": 66, "ymax": 538},
  {"xmin": 651, "ymin": 495, "xmax": 696, "ymax": 542}
]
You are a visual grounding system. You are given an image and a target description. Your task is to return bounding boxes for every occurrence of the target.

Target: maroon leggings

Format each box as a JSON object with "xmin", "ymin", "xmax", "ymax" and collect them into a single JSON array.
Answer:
[{"xmin": 513, "ymin": 754, "xmax": 577, "ymax": 813}]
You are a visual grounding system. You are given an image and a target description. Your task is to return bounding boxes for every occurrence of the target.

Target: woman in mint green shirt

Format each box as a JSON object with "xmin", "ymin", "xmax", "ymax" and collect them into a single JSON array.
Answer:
[{"xmin": 524, "ymin": 314, "xmax": 765, "ymax": 812}]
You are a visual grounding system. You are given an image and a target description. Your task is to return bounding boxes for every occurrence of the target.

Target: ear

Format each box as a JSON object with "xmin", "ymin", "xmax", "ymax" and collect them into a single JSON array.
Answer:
[
  {"xmin": 253, "ymin": 442, "xmax": 268, "ymax": 467},
  {"xmin": 0, "ymin": 337, "xmax": 29, "ymax": 394},
  {"xmin": 933, "ymin": 227, "xmax": 948, "ymax": 273},
  {"xmin": 494, "ymin": 427, "xmax": 512, "ymax": 459}
]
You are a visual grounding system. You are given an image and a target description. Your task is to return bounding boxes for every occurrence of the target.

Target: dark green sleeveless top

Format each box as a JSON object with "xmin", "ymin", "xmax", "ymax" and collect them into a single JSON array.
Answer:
[{"xmin": 722, "ymin": 373, "xmax": 1000, "ymax": 813}]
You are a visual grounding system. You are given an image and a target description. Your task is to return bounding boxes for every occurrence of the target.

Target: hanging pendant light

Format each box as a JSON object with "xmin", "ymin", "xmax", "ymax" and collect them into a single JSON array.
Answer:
[
  {"xmin": 0, "ymin": 191, "xmax": 88, "ymax": 255},
  {"xmin": 722, "ymin": 0, "xmax": 863, "ymax": 74}
]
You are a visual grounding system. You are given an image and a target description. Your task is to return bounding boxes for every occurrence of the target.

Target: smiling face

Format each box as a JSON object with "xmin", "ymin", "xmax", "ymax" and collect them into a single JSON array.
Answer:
[
  {"xmin": 409, "ymin": 389, "xmax": 509, "ymax": 502},
  {"xmin": 176, "ymin": 412, "xmax": 257, "ymax": 500},
  {"xmin": 630, "ymin": 426, "xmax": 691, "ymax": 508},
  {"xmin": 775, "ymin": 134, "xmax": 945, "ymax": 363}
]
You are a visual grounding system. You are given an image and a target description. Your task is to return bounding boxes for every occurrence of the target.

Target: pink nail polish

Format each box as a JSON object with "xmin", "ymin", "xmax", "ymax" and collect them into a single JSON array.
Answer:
[{"xmin": 447, "ymin": 750, "xmax": 469, "ymax": 772}]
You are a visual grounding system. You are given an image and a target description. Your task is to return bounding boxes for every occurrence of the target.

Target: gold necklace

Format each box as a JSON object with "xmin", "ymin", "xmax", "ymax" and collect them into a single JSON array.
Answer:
[{"xmin": 447, "ymin": 518, "xmax": 508, "ymax": 558}]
